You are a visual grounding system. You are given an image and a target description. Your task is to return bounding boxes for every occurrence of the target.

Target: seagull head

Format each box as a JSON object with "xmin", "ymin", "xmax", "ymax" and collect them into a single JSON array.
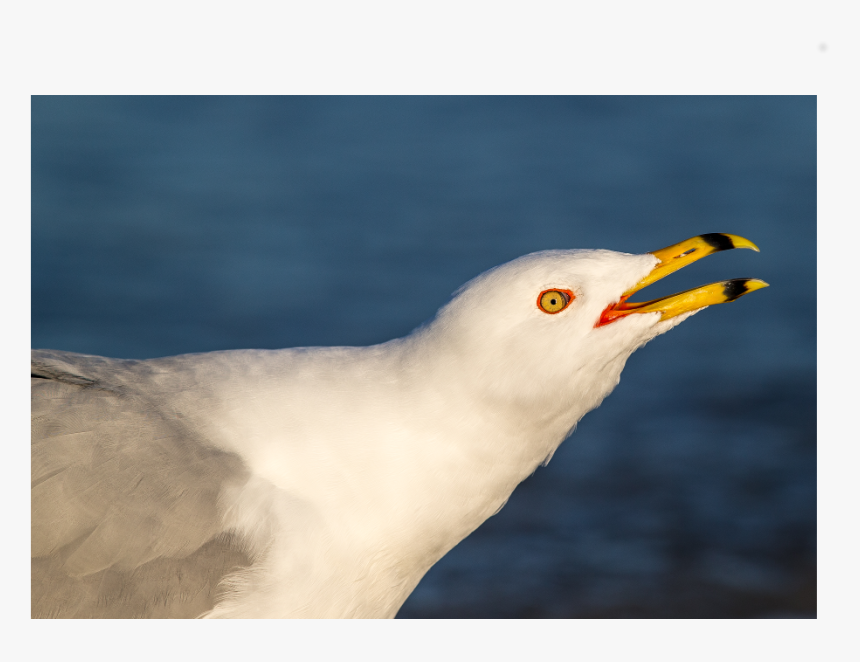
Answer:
[{"xmin": 418, "ymin": 234, "xmax": 768, "ymax": 430}]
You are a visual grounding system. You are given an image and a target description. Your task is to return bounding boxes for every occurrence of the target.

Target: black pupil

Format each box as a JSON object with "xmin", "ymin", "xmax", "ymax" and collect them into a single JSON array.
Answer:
[{"xmin": 550, "ymin": 298, "xmax": 557, "ymax": 305}]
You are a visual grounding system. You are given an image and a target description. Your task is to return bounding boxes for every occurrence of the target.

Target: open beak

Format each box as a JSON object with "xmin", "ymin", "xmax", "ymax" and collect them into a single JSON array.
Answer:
[{"xmin": 596, "ymin": 233, "xmax": 769, "ymax": 328}]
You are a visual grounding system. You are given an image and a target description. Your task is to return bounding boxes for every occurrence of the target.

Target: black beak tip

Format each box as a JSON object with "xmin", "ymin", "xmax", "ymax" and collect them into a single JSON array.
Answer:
[
  {"xmin": 700, "ymin": 233, "xmax": 739, "ymax": 252},
  {"xmin": 722, "ymin": 278, "xmax": 755, "ymax": 302}
]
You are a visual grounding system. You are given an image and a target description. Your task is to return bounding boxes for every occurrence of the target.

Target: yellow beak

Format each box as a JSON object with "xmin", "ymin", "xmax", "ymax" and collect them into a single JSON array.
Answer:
[{"xmin": 596, "ymin": 233, "xmax": 769, "ymax": 327}]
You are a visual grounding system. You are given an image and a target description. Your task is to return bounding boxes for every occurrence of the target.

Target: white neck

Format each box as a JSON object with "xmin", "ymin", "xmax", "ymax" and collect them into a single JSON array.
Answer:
[{"xmin": 191, "ymin": 326, "xmax": 632, "ymax": 617}]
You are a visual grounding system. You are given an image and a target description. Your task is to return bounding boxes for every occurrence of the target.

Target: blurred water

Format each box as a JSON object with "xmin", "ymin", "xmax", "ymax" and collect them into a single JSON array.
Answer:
[{"xmin": 31, "ymin": 96, "xmax": 816, "ymax": 618}]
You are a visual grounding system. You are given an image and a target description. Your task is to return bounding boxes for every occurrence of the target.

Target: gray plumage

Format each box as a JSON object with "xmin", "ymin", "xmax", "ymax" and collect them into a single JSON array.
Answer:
[{"xmin": 31, "ymin": 349, "xmax": 251, "ymax": 618}]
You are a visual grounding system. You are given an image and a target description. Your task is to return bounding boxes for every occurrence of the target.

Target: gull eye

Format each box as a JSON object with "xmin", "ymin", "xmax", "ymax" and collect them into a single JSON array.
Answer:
[{"xmin": 537, "ymin": 288, "xmax": 574, "ymax": 314}]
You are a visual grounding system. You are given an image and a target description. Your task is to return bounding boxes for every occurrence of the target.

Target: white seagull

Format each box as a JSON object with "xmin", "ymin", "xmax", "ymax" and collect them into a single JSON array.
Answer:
[{"xmin": 31, "ymin": 233, "xmax": 767, "ymax": 618}]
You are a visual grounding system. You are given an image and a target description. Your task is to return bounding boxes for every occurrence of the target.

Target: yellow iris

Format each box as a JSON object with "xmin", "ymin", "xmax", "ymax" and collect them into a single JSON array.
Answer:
[{"xmin": 538, "ymin": 289, "xmax": 571, "ymax": 314}]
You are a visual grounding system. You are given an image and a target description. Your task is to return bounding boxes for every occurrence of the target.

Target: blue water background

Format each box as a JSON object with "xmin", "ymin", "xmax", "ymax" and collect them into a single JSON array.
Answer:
[{"xmin": 31, "ymin": 96, "xmax": 816, "ymax": 617}]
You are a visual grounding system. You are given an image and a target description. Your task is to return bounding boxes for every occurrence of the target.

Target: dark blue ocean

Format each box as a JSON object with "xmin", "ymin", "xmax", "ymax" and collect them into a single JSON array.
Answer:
[{"xmin": 31, "ymin": 96, "xmax": 816, "ymax": 618}]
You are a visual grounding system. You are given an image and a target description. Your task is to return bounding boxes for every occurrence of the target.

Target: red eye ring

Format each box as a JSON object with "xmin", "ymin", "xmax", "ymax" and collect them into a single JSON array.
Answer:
[{"xmin": 537, "ymin": 288, "xmax": 575, "ymax": 314}]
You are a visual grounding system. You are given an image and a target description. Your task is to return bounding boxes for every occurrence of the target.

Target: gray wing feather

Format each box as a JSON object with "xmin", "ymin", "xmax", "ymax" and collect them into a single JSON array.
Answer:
[{"xmin": 31, "ymin": 350, "xmax": 252, "ymax": 618}]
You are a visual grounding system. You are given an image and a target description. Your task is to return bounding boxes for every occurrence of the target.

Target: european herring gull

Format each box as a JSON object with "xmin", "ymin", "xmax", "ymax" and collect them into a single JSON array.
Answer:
[{"xmin": 31, "ymin": 233, "xmax": 767, "ymax": 618}]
